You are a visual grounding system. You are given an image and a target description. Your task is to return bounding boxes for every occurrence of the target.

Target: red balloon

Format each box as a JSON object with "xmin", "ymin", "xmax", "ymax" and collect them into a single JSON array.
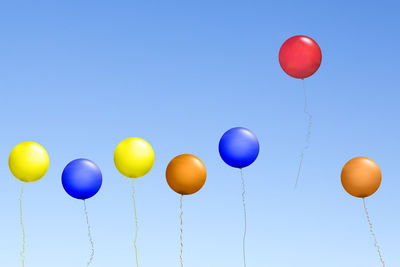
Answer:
[{"xmin": 279, "ymin": 35, "xmax": 322, "ymax": 79}]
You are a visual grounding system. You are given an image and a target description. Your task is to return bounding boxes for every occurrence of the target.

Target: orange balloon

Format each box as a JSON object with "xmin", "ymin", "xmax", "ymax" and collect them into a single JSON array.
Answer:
[
  {"xmin": 166, "ymin": 154, "xmax": 207, "ymax": 195},
  {"xmin": 341, "ymin": 157, "xmax": 382, "ymax": 198}
]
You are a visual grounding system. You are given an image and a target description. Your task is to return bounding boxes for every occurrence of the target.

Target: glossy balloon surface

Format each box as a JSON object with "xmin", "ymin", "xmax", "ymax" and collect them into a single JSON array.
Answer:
[{"xmin": 279, "ymin": 35, "xmax": 322, "ymax": 79}]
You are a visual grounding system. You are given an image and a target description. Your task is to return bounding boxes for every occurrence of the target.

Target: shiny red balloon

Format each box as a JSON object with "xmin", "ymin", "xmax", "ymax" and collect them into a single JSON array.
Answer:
[{"xmin": 279, "ymin": 35, "xmax": 322, "ymax": 79}]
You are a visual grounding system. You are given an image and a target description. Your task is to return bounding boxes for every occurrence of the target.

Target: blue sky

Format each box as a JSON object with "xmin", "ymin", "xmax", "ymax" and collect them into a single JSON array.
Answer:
[{"xmin": 0, "ymin": 1, "xmax": 400, "ymax": 266}]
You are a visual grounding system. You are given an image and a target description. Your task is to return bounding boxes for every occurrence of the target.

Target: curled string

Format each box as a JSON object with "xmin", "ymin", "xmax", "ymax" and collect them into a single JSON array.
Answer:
[
  {"xmin": 363, "ymin": 198, "xmax": 385, "ymax": 267},
  {"xmin": 180, "ymin": 195, "xmax": 184, "ymax": 267},
  {"xmin": 19, "ymin": 182, "xmax": 26, "ymax": 267},
  {"xmin": 240, "ymin": 169, "xmax": 247, "ymax": 267},
  {"xmin": 132, "ymin": 178, "xmax": 139, "ymax": 267},
  {"xmin": 83, "ymin": 200, "xmax": 95, "ymax": 266},
  {"xmin": 294, "ymin": 79, "xmax": 312, "ymax": 189}
]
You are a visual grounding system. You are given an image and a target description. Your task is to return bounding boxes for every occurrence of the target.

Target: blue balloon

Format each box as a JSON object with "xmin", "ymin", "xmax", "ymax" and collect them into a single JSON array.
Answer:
[
  {"xmin": 219, "ymin": 127, "xmax": 260, "ymax": 169},
  {"xmin": 62, "ymin": 159, "xmax": 102, "ymax": 200}
]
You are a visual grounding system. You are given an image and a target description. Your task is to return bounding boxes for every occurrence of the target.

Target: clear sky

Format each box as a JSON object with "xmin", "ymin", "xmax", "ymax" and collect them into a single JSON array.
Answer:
[{"xmin": 0, "ymin": 1, "xmax": 399, "ymax": 267}]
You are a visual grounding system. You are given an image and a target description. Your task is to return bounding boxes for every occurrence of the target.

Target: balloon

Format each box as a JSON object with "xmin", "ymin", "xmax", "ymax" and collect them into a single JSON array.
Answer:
[
  {"xmin": 9, "ymin": 141, "xmax": 49, "ymax": 183},
  {"xmin": 166, "ymin": 154, "xmax": 207, "ymax": 195},
  {"xmin": 114, "ymin": 137, "xmax": 155, "ymax": 178},
  {"xmin": 341, "ymin": 157, "xmax": 382, "ymax": 198},
  {"xmin": 279, "ymin": 35, "xmax": 322, "ymax": 79},
  {"xmin": 62, "ymin": 159, "xmax": 102, "ymax": 200},
  {"xmin": 219, "ymin": 127, "xmax": 260, "ymax": 169}
]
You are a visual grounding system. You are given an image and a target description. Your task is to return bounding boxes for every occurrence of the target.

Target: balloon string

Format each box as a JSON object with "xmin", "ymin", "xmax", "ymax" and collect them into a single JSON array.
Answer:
[
  {"xmin": 132, "ymin": 178, "xmax": 139, "ymax": 267},
  {"xmin": 363, "ymin": 198, "xmax": 385, "ymax": 267},
  {"xmin": 179, "ymin": 195, "xmax": 184, "ymax": 267},
  {"xmin": 19, "ymin": 182, "xmax": 25, "ymax": 267},
  {"xmin": 294, "ymin": 79, "xmax": 312, "ymax": 189},
  {"xmin": 83, "ymin": 200, "xmax": 95, "ymax": 266},
  {"xmin": 240, "ymin": 169, "xmax": 247, "ymax": 267}
]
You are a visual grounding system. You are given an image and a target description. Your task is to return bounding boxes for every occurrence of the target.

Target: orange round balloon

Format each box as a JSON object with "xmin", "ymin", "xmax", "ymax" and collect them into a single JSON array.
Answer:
[
  {"xmin": 166, "ymin": 154, "xmax": 207, "ymax": 195},
  {"xmin": 341, "ymin": 157, "xmax": 382, "ymax": 198}
]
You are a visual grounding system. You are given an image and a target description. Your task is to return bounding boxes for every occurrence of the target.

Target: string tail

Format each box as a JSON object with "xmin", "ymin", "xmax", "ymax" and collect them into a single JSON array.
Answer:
[
  {"xmin": 132, "ymin": 178, "xmax": 139, "ymax": 267},
  {"xmin": 363, "ymin": 198, "xmax": 385, "ymax": 267},
  {"xmin": 295, "ymin": 79, "xmax": 312, "ymax": 189},
  {"xmin": 240, "ymin": 169, "xmax": 247, "ymax": 267},
  {"xmin": 19, "ymin": 183, "xmax": 26, "ymax": 267},
  {"xmin": 180, "ymin": 195, "xmax": 184, "ymax": 267},
  {"xmin": 83, "ymin": 200, "xmax": 95, "ymax": 266}
]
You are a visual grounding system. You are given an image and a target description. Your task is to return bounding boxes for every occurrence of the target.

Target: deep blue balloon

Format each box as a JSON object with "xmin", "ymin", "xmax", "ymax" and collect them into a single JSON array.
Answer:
[
  {"xmin": 219, "ymin": 127, "xmax": 260, "ymax": 169},
  {"xmin": 62, "ymin": 159, "xmax": 102, "ymax": 200}
]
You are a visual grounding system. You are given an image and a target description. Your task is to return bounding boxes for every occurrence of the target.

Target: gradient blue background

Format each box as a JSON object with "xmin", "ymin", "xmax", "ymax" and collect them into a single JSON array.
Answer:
[{"xmin": 0, "ymin": 1, "xmax": 399, "ymax": 266}]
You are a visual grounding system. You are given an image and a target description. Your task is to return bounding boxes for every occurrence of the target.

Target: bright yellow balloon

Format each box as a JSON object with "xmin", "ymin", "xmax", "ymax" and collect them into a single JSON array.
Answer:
[
  {"xmin": 9, "ymin": 141, "xmax": 49, "ymax": 183},
  {"xmin": 114, "ymin": 137, "xmax": 155, "ymax": 178}
]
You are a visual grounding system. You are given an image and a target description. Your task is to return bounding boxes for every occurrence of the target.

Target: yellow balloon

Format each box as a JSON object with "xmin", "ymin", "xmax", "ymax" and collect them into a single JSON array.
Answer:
[
  {"xmin": 9, "ymin": 141, "xmax": 49, "ymax": 183},
  {"xmin": 114, "ymin": 137, "xmax": 155, "ymax": 178}
]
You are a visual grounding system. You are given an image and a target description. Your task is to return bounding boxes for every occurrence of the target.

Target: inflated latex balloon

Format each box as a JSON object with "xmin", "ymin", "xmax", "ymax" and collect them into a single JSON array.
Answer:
[
  {"xmin": 9, "ymin": 141, "xmax": 49, "ymax": 182},
  {"xmin": 62, "ymin": 159, "xmax": 102, "ymax": 200},
  {"xmin": 114, "ymin": 137, "xmax": 154, "ymax": 266},
  {"xmin": 279, "ymin": 35, "xmax": 322, "ymax": 79},
  {"xmin": 114, "ymin": 137, "xmax": 154, "ymax": 178},
  {"xmin": 341, "ymin": 157, "xmax": 382, "ymax": 198},
  {"xmin": 166, "ymin": 154, "xmax": 207, "ymax": 195},
  {"xmin": 219, "ymin": 127, "xmax": 259, "ymax": 169},
  {"xmin": 341, "ymin": 157, "xmax": 385, "ymax": 266},
  {"xmin": 9, "ymin": 141, "xmax": 50, "ymax": 267}
]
